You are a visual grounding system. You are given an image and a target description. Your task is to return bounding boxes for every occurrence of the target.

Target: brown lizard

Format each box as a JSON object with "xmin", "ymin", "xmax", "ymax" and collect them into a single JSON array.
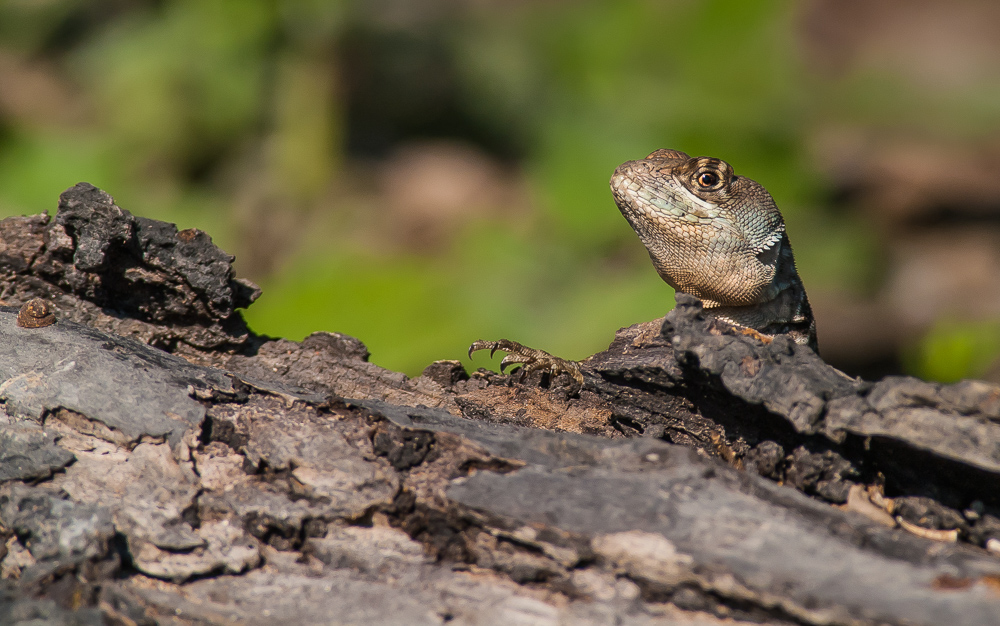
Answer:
[{"xmin": 469, "ymin": 148, "xmax": 817, "ymax": 384}]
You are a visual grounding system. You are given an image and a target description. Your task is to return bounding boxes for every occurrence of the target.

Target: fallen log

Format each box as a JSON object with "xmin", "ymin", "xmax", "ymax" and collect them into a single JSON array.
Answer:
[{"xmin": 1, "ymin": 183, "xmax": 999, "ymax": 625}]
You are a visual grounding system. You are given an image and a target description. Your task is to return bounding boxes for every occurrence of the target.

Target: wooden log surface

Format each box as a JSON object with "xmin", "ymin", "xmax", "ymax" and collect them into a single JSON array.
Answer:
[{"xmin": 1, "ymin": 184, "xmax": 1000, "ymax": 625}]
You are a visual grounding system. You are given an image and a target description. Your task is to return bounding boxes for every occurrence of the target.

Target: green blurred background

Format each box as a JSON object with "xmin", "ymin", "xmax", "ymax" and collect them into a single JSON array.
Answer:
[{"xmin": 2, "ymin": 0, "xmax": 1000, "ymax": 382}]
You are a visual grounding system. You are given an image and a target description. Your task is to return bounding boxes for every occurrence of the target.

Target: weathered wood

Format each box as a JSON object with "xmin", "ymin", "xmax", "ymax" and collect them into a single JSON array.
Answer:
[{"xmin": 1, "ymin": 184, "xmax": 1000, "ymax": 625}]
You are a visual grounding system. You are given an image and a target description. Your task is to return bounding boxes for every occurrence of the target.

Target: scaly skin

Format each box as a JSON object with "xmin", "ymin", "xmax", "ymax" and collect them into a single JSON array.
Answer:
[
  {"xmin": 611, "ymin": 149, "xmax": 816, "ymax": 351},
  {"xmin": 469, "ymin": 149, "xmax": 817, "ymax": 388}
]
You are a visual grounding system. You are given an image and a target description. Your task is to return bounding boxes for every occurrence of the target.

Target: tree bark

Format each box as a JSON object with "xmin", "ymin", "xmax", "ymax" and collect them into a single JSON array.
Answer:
[{"xmin": 1, "ymin": 183, "xmax": 999, "ymax": 625}]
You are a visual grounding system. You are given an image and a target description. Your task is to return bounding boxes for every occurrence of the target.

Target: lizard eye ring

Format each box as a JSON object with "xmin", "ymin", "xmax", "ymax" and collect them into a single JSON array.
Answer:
[{"xmin": 696, "ymin": 171, "xmax": 720, "ymax": 188}]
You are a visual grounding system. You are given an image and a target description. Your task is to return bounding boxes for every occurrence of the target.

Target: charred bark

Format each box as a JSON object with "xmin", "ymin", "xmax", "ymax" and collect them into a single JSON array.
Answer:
[{"xmin": 1, "ymin": 184, "xmax": 999, "ymax": 625}]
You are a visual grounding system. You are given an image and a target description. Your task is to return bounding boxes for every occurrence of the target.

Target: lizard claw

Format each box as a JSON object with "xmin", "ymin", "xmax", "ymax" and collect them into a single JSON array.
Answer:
[
  {"xmin": 467, "ymin": 339, "xmax": 585, "ymax": 391},
  {"xmin": 499, "ymin": 353, "xmax": 525, "ymax": 374},
  {"xmin": 468, "ymin": 339, "xmax": 503, "ymax": 360}
]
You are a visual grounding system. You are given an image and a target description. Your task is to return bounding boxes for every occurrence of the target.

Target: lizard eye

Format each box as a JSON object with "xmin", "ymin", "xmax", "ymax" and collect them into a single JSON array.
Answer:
[{"xmin": 696, "ymin": 172, "xmax": 720, "ymax": 188}]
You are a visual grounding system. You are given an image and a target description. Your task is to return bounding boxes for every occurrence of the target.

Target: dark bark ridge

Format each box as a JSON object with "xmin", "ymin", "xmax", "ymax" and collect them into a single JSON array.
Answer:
[
  {"xmin": 0, "ymin": 184, "xmax": 999, "ymax": 624},
  {"xmin": 0, "ymin": 183, "xmax": 260, "ymax": 355},
  {"xmin": 585, "ymin": 297, "xmax": 1000, "ymax": 514}
]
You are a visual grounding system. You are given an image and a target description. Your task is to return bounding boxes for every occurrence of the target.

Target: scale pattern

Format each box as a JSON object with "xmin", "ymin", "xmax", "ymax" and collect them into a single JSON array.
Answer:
[{"xmin": 611, "ymin": 149, "xmax": 817, "ymax": 350}]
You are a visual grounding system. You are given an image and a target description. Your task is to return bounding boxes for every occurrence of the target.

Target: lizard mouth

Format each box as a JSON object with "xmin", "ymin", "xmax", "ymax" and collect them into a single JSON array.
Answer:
[
  {"xmin": 609, "ymin": 162, "xmax": 645, "ymax": 216},
  {"xmin": 610, "ymin": 162, "xmax": 691, "ymax": 225}
]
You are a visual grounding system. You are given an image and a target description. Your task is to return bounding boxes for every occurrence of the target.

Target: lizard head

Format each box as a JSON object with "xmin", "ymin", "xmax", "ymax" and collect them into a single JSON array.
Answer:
[{"xmin": 610, "ymin": 149, "xmax": 787, "ymax": 308}]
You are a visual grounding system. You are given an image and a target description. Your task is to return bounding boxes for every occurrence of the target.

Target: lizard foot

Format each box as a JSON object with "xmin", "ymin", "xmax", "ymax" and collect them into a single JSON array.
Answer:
[{"xmin": 468, "ymin": 339, "xmax": 584, "ymax": 391}]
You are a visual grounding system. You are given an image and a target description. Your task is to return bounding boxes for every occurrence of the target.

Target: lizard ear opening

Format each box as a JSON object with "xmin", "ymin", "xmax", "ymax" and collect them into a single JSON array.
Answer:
[{"xmin": 646, "ymin": 149, "xmax": 690, "ymax": 161}]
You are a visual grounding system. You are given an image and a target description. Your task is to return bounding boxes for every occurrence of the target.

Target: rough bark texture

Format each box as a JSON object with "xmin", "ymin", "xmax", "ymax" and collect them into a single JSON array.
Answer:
[{"xmin": 1, "ymin": 183, "xmax": 1000, "ymax": 625}]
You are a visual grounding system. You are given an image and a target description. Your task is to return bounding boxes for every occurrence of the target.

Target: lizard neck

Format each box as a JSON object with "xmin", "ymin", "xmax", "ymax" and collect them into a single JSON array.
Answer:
[{"xmin": 697, "ymin": 234, "xmax": 817, "ymax": 351}]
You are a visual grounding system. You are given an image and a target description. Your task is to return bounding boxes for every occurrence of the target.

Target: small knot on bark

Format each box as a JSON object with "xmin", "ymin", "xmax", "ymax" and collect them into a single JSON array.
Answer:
[{"xmin": 17, "ymin": 298, "xmax": 56, "ymax": 328}]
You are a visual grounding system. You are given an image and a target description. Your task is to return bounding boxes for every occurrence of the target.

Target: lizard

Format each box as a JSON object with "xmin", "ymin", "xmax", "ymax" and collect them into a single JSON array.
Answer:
[{"xmin": 469, "ymin": 148, "xmax": 817, "ymax": 386}]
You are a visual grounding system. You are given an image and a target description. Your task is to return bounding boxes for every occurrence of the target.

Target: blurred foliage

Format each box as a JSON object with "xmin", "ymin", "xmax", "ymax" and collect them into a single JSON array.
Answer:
[
  {"xmin": 908, "ymin": 320, "xmax": 1000, "ymax": 384},
  {"xmin": 0, "ymin": 0, "xmax": 997, "ymax": 380}
]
